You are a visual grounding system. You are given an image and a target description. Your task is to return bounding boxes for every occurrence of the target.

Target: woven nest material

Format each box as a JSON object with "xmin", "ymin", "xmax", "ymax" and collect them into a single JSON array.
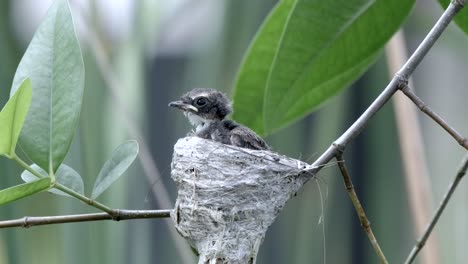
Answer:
[{"xmin": 170, "ymin": 137, "xmax": 316, "ymax": 264}]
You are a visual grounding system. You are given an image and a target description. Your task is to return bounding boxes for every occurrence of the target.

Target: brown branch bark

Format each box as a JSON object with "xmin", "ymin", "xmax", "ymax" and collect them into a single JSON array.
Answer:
[
  {"xmin": 0, "ymin": 209, "xmax": 171, "ymax": 228},
  {"xmin": 335, "ymin": 154, "xmax": 388, "ymax": 264},
  {"xmin": 400, "ymin": 84, "xmax": 468, "ymax": 149}
]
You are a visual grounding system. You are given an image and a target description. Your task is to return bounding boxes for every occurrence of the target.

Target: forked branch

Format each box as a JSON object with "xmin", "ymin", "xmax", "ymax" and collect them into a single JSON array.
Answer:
[
  {"xmin": 399, "ymin": 84, "xmax": 468, "ymax": 149},
  {"xmin": 309, "ymin": 1, "xmax": 465, "ymax": 174}
]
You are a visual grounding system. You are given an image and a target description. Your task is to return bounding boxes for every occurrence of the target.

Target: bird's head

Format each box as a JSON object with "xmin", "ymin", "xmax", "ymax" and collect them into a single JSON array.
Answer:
[{"xmin": 169, "ymin": 88, "xmax": 232, "ymax": 126}]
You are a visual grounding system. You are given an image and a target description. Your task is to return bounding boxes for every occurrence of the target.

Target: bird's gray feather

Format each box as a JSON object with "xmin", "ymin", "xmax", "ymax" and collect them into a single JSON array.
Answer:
[{"xmin": 224, "ymin": 120, "xmax": 270, "ymax": 150}]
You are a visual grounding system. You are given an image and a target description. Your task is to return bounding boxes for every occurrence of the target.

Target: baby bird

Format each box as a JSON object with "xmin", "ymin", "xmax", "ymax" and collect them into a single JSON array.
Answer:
[{"xmin": 169, "ymin": 88, "xmax": 270, "ymax": 150}]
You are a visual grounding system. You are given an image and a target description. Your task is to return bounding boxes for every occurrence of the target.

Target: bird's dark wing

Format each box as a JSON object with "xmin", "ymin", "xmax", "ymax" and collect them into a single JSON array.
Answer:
[{"xmin": 223, "ymin": 120, "xmax": 270, "ymax": 150}]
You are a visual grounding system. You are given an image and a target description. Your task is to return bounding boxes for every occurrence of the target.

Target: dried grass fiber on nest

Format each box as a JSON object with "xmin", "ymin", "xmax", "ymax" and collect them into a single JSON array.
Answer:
[{"xmin": 171, "ymin": 137, "xmax": 316, "ymax": 264}]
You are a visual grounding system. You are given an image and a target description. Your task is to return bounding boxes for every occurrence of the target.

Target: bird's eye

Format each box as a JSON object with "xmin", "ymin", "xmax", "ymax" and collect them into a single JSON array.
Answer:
[{"xmin": 195, "ymin": 97, "xmax": 207, "ymax": 106}]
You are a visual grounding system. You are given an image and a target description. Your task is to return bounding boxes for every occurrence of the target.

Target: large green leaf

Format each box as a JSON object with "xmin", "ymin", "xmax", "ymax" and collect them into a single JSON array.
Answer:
[
  {"xmin": 91, "ymin": 141, "xmax": 139, "ymax": 199},
  {"xmin": 233, "ymin": 0, "xmax": 415, "ymax": 135},
  {"xmin": 0, "ymin": 178, "xmax": 51, "ymax": 206},
  {"xmin": 21, "ymin": 164, "xmax": 84, "ymax": 197},
  {"xmin": 10, "ymin": 0, "xmax": 84, "ymax": 174},
  {"xmin": 438, "ymin": 0, "xmax": 468, "ymax": 35},
  {"xmin": 0, "ymin": 79, "xmax": 32, "ymax": 157},
  {"xmin": 231, "ymin": 0, "xmax": 295, "ymax": 136}
]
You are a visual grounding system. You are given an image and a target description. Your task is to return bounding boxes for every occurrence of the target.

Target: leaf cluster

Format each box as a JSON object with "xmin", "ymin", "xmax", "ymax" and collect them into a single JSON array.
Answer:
[{"xmin": 0, "ymin": 0, "xmax": 138, "ymax": 208}]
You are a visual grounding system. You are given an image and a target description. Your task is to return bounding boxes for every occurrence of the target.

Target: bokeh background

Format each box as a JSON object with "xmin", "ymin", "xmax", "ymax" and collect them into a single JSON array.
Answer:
[{"xmin": 1, "ymin": 0, "xmax": 468, "ymax": 263}]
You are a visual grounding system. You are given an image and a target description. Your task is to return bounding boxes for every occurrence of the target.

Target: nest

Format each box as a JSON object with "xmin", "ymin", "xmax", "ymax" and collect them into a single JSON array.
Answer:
[{"xmin": 170, "ymin": 137, "xmax": 316, "ymax": 264}]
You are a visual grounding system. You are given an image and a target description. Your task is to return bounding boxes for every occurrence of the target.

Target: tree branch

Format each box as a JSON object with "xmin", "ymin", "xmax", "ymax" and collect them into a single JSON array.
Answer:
[
  {"xmin": 399, "ymin": 84, "xmax": 468, "ymax": 149},
  {"xmin": 309, "ymin": 1, "xmax": 464, "ymax": 173},
  {"xmin": 335, "ymin": 154, "xmax": 388, "ymax": 264},
  {"xmin": 405, "ymin": 153, "xmax": 468, "ymax": 264},
  {"xmin": 0, "ymin": 209, "xmax": 172, "ymax": 228},
  {"xmin": 306, "ymin": 3, "xmax": 466, "ymax": 263}
]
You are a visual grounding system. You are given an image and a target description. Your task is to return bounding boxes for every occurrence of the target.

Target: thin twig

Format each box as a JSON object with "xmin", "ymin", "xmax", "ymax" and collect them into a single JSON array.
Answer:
[
  {"xmin": 385, "ymin": 31, "xmax": 439, "ymax": 264},
  {"xmin": 0, "ymin": 209, "xmax": 172, "ymax": 228},
  {"xmin": 405, "ymin": 153, "xmax": 468, "ymax": 264},
  {"xmin": 309, "ymin": 1, "xmax": 465, "ymax": 174},
  {"xmin": 335, "ymin": 154, "xmax": 388, "ymax": 264},
  {"xmin": 400, "ymin": 84, "xmax": 468, "ymax": 149}
]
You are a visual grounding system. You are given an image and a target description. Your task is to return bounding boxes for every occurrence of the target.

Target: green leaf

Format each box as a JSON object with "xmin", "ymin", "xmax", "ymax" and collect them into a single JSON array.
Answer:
[
  {"xmin": 10, "ymin": 0, "xmax": 84, "ymax": 173},
  {"xmin": 233, "ymin": 0, "xmax": 415, "ymax": 135},
  {"xmin": 232, "ymin": 0, "xmax": 295, "ymax": 136},
  {"xmin": 0, "ymin": 79, "xmax": 32, "ymax": 156},
  {"xmin": 21, "ymin": 164, "xmax": 84, "ymax": 196},
  {"xmin": 91, "ymin": 141, "xmax": 139, "ymax": 199},
  {"xmin": 438, "ymin": 0, "xmax": 468, "ymax": 35},
  {"xmin": 0, "ymin": 178, "xmax": 51, "ymax": 206}
]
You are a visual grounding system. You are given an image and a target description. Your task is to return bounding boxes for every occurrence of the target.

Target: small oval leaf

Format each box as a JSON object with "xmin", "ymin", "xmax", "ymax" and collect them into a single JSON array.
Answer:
[
  {"xmin": 21, "ymin": 164, "xmax": 84, "ymax": 196},
  {"xmin": 91, "ymin": 141, "xmax": 139, "ymax": 199},
  {"xmin": 0, "ymin": 178, "xmax": 51, "ymax": 206},
  {"xmin": 0, "ymin": 78, "xmax": 32, "ymax": 156}
]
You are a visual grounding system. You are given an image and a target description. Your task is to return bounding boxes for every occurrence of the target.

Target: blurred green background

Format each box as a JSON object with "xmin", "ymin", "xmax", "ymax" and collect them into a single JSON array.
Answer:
[{"xmin": 1, "ymin": 0, "xmax": 467, "ymax": 263}]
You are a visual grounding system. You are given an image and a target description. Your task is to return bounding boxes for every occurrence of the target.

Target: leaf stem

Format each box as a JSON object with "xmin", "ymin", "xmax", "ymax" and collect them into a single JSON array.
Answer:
[
  {"xmin": 12, "ymin": 154, "xmax": 46, "ymax": 179},
  {"xmin": 12, "ymin": 154, "xmax": 115, "ymax": 215},
  {"xmin": 54, "ymin": 184, "xmax": 114, "ymax": 214}
]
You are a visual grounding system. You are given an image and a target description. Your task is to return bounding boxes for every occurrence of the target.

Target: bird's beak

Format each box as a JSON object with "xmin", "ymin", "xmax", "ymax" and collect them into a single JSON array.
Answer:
[{"xmin": 168, "ymin": 101, "xmax": 198, "ymax": 112}]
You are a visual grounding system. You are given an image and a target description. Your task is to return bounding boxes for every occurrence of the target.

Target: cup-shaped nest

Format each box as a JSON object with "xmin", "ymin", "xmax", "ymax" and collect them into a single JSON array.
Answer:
[{"xmin": 171, "ymin": 137, "xmax": 315, "ymax": 264}]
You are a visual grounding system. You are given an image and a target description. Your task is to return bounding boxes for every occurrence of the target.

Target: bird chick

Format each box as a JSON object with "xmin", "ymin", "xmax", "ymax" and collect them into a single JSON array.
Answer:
[{"xmin": 169, "ymin": 88, "xmax": 270, "ymax": 150}]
